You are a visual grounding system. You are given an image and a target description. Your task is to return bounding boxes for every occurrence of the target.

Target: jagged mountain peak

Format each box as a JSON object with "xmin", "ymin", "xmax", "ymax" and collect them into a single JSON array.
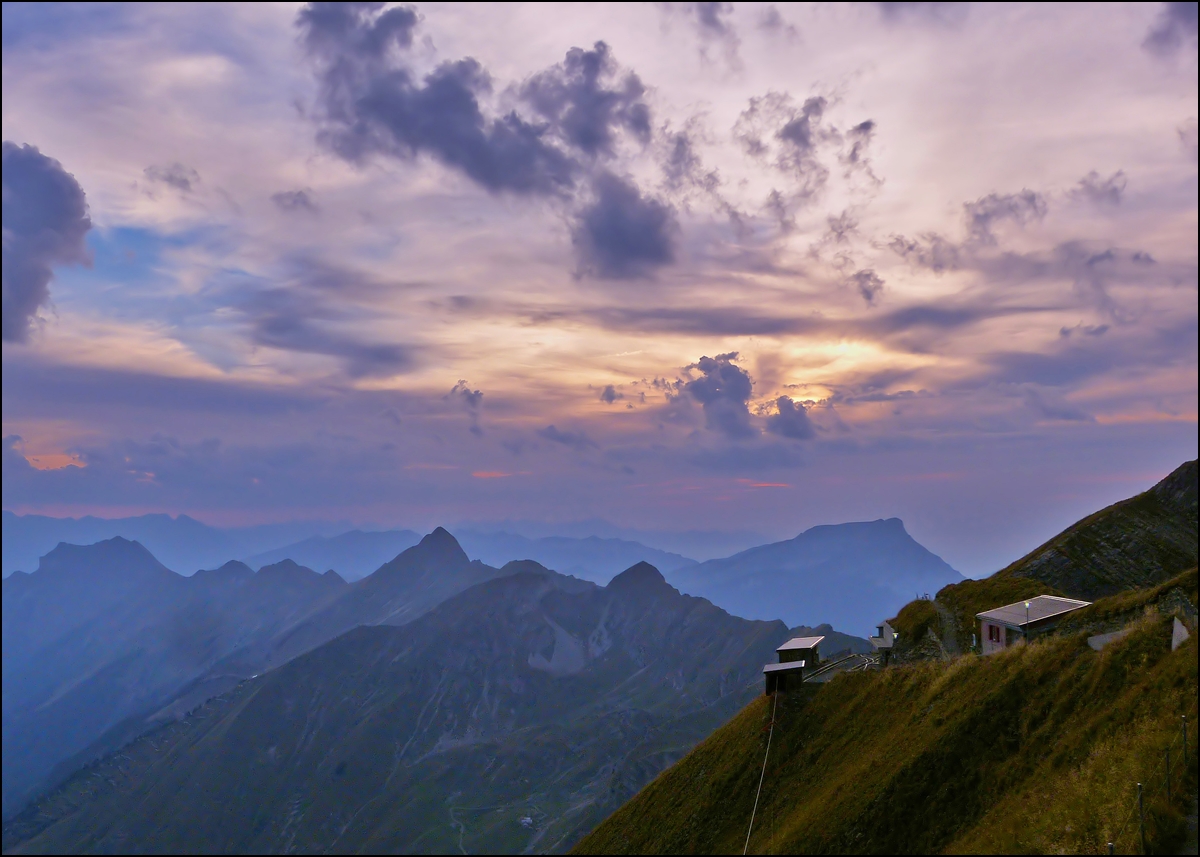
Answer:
[
  {"xmin": 381, "ymin": 526, "xmax": 470, "ymax": 571},
  {"xmin": 607, "ymin": 561, "xmax": 667, "ymax": 591}
]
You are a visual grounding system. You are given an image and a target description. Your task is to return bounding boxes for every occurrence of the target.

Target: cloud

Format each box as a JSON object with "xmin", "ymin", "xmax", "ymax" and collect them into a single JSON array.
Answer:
[
  {"xmin": 301, "ymin": 2, "xmax": 575, "ymax": 196},
  {"xmin": 537, "ymin": 424, "xmax": 597, "ymax": 450},
  {"xmin": 2, "ymin": 141, "xmax": 92, "ymax": 343},
  {"xmin": 1023, "ymin": 388, "xmax": 1094, "ymax": 422},
  {"xmin": 598, "ymin": 384, "xmax": 624, "ymax": 404},
  {"xmin": 144, "ymin": 163, "xmax": 200, "ymax": 193},
  {"xmin": 683, "ymin": 352, "xmax": 757, "ymax": 439},
  {"xmin": 271, "ymin": 189, "xmax": 318, "ymax": 213},
  {"xmin": 449, "ymin": 380, "xmax": 483, "ymax": 435},
  {"xmin": 877, "ymin": 2, "xmax": 969, "ymax": 26},
  {"xmin": 682, "ymin": 2, "xmax": 741, "ymax": 67},
  {"xmin": 521, "ymin": 41, "xmax": 651, "ymax": 158},
  {"xmin": 1180, "ymin": 118, "xmax": 1198, "ymax": 162},
  {"xmin": 765, "ymin": 396, "xmax": 815, "ymax": 439},
  {"xmin": 734, "ymin": 93, "xmax": 832, "ymax": 206},
  {"xmin": 849, "ymin": 269, "xmax": 884, "ymax": 305},
  {"xmin": 572, "ymin": 172, "xmax": 678, "ymax": 279},
  {"xmin": 963, "ymin": 189, "xmax": 1048, "ymax": 245},
  {"xmin": 757, "ymin": 5, "xmax": 799, "ymax": 40},
  {"xmin": 888, "ymin": 232, "xmax": 961, "ymax": 272},
  {"xmin": 1069, "ymin": 170, "xmax": 1126, "ymax": 207},
  {"xmin": 842, "ymin": 119, "xmax": 877, "ymax": 178},
  {"xmin": 1143, "ymin": 2, "xmax": 1198, "ymax": 55}
]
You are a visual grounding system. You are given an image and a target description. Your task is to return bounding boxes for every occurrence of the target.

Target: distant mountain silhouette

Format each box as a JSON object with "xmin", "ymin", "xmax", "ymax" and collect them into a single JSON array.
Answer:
[
  {"xmin": 242, "ymin": 529, "xmax": 422, "ymax": 581},
  {"xmin": 1, "ymin": 538, "xmax": 350, "ymax": 819},
  {"xmin": 455, "ymin": 530, "xmax": 697, "ymax": 584},
  {"xmin": 3, "ymin": 562, "xmax": 791, "ymax": 854},
  {"xmin": 666, "ymin": 518, "xmax": 963, "ymax": 634},
  {"xmin": 1, "ymin": 511, "xmax": 350, "ymax": 578}
]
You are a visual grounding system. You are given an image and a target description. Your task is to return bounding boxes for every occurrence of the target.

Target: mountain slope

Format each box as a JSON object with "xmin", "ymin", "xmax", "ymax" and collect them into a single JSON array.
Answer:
[
  {"xmin": 1, "ymin": 542, "xmax": 347, "ymax": 819},
  {"xmin": 667, "ymin": 518, "xmax": 962, "ymax": 633},
  {"xmin": 991, "ymin": 459, "xmax": 1197, "ymax": 599},
  {"xmin": 575, "ymin": 583, "xmax": 1197, "ymax": 855},
  {"xmin": 3, "ymin": 562, "xmax": 789, "ymax": 855}
]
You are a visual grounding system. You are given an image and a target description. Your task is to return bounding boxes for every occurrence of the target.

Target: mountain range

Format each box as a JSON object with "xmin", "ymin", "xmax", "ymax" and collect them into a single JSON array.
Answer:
[
  {"xmin": 3, "ymin": 561, "xmax": 788, "ymax": 854},
  {"xmin": 243, "ymin": 528, "xmax": 698, "ymax": 584}
]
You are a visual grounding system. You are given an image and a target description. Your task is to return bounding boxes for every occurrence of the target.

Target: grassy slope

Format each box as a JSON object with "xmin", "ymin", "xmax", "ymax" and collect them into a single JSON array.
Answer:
[{"xmin": 575, "ymin": 600, "xmax": 1197, "ymax": 854}]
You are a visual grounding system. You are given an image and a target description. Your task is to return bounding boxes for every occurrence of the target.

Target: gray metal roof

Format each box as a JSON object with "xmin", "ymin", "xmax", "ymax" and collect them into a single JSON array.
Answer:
[
  {"xmin": 777, "ymin": 635, "xmax": 824, "ymax": 652},
  {"xmin": 976, "ymin": 594, "xmax": 1091, "ymax": 628},
  {"xmin": 763, "ymin": 661, "xmax": 806, "ymax": 674}
]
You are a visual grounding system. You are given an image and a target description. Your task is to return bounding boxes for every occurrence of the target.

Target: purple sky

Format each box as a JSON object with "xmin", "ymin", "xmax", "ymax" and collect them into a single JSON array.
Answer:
[{"xmin": 2, "ymin": 2, "xmax": 1196, "ymax": 576}]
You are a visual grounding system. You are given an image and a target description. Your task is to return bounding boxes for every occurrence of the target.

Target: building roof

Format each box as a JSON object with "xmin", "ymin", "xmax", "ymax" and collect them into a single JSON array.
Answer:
[
  {"xmin": 976, "ymin": 594, "xmax": 1091, "ymax": 629},
  {"xmin": 763, "ymin": 661, "xmax": 806, "ymax": 674},
  {"xmin": 777, "ymin": 635, "xmax": 825, "ymax": 652}
]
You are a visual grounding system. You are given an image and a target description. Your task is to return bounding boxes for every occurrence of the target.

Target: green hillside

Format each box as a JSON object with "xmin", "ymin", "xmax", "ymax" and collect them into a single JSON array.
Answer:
[{"xmin": 575, "ymin": 571, "xmax": 1198, "ymax": 854}]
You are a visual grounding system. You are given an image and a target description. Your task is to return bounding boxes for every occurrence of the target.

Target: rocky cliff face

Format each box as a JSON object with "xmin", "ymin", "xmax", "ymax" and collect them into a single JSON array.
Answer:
[
  {"xmin": 4, "ymin": 563, "xmax": 787, "ymax": 855},
  {"xmin": 995, "ymin": 460, "xmax": 1197, "ymax": 599}
]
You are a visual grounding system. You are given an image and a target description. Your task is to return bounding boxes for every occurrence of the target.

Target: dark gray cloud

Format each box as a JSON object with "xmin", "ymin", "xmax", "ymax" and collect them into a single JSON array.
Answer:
[
  {"xmin": 537, "ymin": 424, "xmax": 597, "ymax": 450},
  {"xmin": 229, "ymin": 276, "xmax": 413, "ymax": 377},
  {"xmin": 662, "ymin": 128, "xmax": 719, "ymax": 194},
  {"xmin": 598, "ymin": 384, "xmax": 623, "ymax": 404},
  {"xmin": 1069, "ymin": 170, "xmax": 1126, "ymax": 207},
  {"xmin": 271, "ymin": 189, "xmax": 318, "ymax": 213},
  {"xmin": 683, "ymin": 352, "xmax": 757, "ymax": 440},
  {"xmin": 963, "ymin": 190, "xmax": 1048, "ymax": 245},
  {"xmin": 888, "ymin": 232, "xmax": 961, "ymax": 272},
  {"xmin": 522, "ymin": 41, "xmax": 651, "ymax": 159},
  {"xmin": 2, "ymin": 141, "xmax": 92, "ymax": 343},
  {"xmin": 842, "ymin": 119, "xmax": 877, "ymax": 174},
  {"xmin": 572, "ymin": 172, "xmax": 678, "ymax": 279},
  {"xmin": 1143, "ymin": 2, "xmax": 1198, "ymax": 55},
  {"xmin": 250, "ymin": 305, "xmax": 412, "ymax": 377},
  {"xmin": 765, "ymin": 396, "xmax": 815, "ymax": 439},
  {"xmin": 144, "ymin": 163, "xmax": 200, "ymax": 193},
  {"xmin": 849, "ymin": 269, "xmax": 884, "ymax": 305},
  {"xmin": 302, "ymin": 3, "xmax": 575, "ymax": 196},
  {"xmin": 682, "ymin": 2, "xmax": 741, "ymax": 66},
  {"xmin": 734, "ymin": 93, "xmax": 833, "ymax": 210},
  {"xmin": 299, "ymin": 3, "xmax": 671, "ymax": 280},
  {"xmin": 448, "ymin": 380, "xmax": 483, "ymax": 435}
]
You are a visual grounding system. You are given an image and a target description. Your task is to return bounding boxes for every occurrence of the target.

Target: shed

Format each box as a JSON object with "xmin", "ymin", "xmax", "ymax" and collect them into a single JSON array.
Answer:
[
  {"xmin": 869, "ymin": 620, "xmax": 898, "ymax": 665},
  {"xmin": 763, "ymin": 635, "xmax": 825, "ymax": 694},
  {"xmin": 976, "ymin": 594, "xmax": 1091, "ymax": 655}
]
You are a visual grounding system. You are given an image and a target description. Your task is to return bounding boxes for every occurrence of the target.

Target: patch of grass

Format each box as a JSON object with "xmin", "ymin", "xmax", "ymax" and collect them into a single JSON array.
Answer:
[
  {"xmin": 574, "ymin": 614, "xmax": 1197, "ymax": 855},
  {"xmin": 1057, "ymin": 567, "xmax": 1198, "ymax": 635}
]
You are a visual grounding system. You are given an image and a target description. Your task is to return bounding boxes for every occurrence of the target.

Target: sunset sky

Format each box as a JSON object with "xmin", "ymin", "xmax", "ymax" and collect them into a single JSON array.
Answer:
[{"xmin": 2, "ymin": 2, "xmax": 1196, "ymax": 575}]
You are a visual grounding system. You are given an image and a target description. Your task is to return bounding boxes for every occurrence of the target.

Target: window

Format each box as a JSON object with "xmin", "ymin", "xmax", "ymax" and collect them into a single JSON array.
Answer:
[{"xmin": 987, "ymin": 624, "xmax": 1001, "ymax": 643}]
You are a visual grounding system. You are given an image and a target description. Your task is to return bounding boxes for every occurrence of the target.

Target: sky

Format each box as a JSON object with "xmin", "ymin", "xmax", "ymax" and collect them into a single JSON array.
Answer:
[{"xmin": 2, "ymin": 1, "xmax": 1196, "ymax": 576}]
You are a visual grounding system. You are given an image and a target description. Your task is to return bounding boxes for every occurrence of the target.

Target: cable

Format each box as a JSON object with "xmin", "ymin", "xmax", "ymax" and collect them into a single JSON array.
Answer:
[{"xmin": 744, "ymin": 691, "xmax": 779, "ymax": 856}]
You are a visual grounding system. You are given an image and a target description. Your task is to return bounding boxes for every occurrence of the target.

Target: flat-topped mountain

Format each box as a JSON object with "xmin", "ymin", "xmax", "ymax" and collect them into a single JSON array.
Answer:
[
  {"xmin": 667, "ymin": 518, "xmax": 963, "ymax": 634},
  {"xmin": 4, "ymin": 562, "xmax": 789, "ymax": 854}
]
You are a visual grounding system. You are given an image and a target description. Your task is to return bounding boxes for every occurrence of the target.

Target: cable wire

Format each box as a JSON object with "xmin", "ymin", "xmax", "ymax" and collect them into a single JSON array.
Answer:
[{"xmin": 744, "ymin": 691, "xmax": 779, "ymax": 856}]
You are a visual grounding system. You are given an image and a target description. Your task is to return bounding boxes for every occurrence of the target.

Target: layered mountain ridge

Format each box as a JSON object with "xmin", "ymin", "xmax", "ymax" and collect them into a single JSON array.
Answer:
[{"xmin": 4, "ymin": 559, "xmax": 789, "ymax": 854}]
